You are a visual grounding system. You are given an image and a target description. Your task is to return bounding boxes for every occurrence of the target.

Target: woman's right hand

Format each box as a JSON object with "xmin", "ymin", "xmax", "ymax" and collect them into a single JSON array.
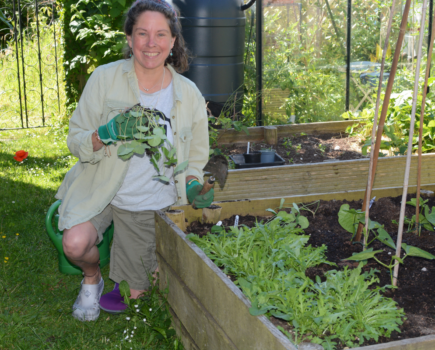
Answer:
[{"xmin": 92, "ymin": 130, "xmax": 104, "ymax": 152}]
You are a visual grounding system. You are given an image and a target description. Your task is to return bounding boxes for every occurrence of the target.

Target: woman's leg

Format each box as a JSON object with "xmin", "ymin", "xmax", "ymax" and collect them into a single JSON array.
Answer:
[{"xmin": 63, "ymin": 221, "xmax": 101, "ymax": 284}]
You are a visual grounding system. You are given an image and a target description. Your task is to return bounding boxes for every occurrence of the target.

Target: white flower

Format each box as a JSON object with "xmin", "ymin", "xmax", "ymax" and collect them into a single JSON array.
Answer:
[
  {"xmin": 126, "ymin": 317, "xmax": 130, "ymax": 320},
  {"xmin": 124, "ymin": 330, "xmax": 127, "ymax": 334},
  {"xmin": 143, "ymin": 318, "xmax": 146, "ymax": 322},
  {"xmin": 134, "ymin": 304, "xmax": 138, "ymax": 308},
  {"xmin": 125, "ymin": 335, "xmax": 129, "ymax": 339},
  {"xmin": 149, "ymin": 308, "xmax": 152, "ymax": 311},
  {"xmin": 129, "ymin": 340, "xmax": 131, "ymax": 342},
  {"xmin": 131, "ymin": 331, "xmax": 134, "ymax": 334},
  {"xmin": 134, "ymin": 326, "xmax": 137, "ymax": 329},
  {"xmin": 422, "ymin": 267, "xmax": 428, "ymax": 272},
  {"xmin": 12, "ymin": 201, "xmax": 15, "ymax": 203},
  {"xmin": 136, "ymin": 309, "xmax": 139, "ymax": 312}
]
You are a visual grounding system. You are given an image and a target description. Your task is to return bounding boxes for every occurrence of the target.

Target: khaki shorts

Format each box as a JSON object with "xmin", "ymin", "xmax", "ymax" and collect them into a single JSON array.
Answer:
[{"xmin": 90, "ymin": 204, "xmax": 168, "ymax": 290}]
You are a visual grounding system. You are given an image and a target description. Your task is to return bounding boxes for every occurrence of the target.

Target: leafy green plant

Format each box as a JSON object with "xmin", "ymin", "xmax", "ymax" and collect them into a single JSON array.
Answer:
[
  {"xmin": 188, "ymin": 201, "xmax": 405, "ymax": 348},
  {"xmin": 109, "ymin": 105, "xmax": 188, "ymax": 182},
  {"xmin": 118, "ymin": 276, "xmax": 182, "ymax": 349},
  {"xmin": 338, "ymin": 203, "xmax": 435, "ymax": 283},
  {"xmin": 398, "ymin": 197, "xmax": 435, "ymax": 234},
  {"xmin": 318, "ymin": 143, "xmax": 327, "ymax": 155}
]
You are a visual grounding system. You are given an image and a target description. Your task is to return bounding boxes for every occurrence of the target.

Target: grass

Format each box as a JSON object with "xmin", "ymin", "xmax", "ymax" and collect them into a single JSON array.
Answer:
[{"xmin": 0, "ymin": 124, "xmax": 181, "ymax": 349}]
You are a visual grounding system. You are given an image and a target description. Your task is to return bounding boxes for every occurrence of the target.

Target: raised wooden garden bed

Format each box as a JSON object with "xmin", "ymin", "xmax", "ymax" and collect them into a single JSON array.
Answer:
[
  {"xmin": 211, "ymin": 153, "xmax": 435, "ymax": 202},
  {"xmin": 156, "ymin": 187, "xmax": 435, "ymax": 350},
  {"xmin": 215, "ymin": 120, "xmax": 358, "ymax": 145}
]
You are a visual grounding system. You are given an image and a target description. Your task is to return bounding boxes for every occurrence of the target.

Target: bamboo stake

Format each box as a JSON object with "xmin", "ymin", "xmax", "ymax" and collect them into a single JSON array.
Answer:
[
  {"xmin": 393, "ymin": 0, "xmax": 429, "ymax": 287},
  {"xmin": 355, "ymin": 0, "xmax": 412, "ymax": 242},
  {"xmin": 362, "ymin": 0, "xmax": 397, "ymax": 248},
  {"xmin": 415, "ymin": 9, "xmax": 435, "ymax": 234}
]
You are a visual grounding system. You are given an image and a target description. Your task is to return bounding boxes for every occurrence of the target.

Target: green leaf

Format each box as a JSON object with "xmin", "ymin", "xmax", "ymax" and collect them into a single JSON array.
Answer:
[
  {"xmin": 344, "ymin": 249, "xmax": 383, "ymax": 261},
  {"xmin": 129, "ymin": 111, "xmax": 142, "ymax": 118},
  {"xmin": 119, "ymin": 280, "xmax": 131, "ymax": 298},
  {"xmin": 297, "ymin": 216, "xmax": 309, "ymax": 229},
  {"xmin": 425, "ymin": 206, "xmax": 435, "ymax": 226},
  {"xmin": 152, "ymin": 327, "xmax": 167, "ymax": 339},
  {"xmin": 211, "ymin": 225, "xmax": 223, "ymax": 233},
  {"xmin": 136, "ymin": 125, "xmax": 149, "ymax": 132},
  {"xmin": 249, "ymin": 302, "xmax": 269, "ymax": 316},
  {"xmin": 155, "ymin": 175, "xmax": 170, "ymax": 183},
  {"xmin": 376, "ymin": 228, "xmax": 396, "ymax": 249},
  {"xmin": 148, "ymin": 135, "xmax": 162, "ymax": 147},
  {"xmin": 402, "ymin": 244, "xmax": 435, "ymax": 260},
  {"xmin": 174, "ymin": 160, "xmax": 188, "ymax": 174},
  {"xmin": 338, "ymin": 204, "xmax": 364, "ymax": 235},
  {"xmin": 117, "ymin": 144, "xmax": 135, "ymax": 156}
]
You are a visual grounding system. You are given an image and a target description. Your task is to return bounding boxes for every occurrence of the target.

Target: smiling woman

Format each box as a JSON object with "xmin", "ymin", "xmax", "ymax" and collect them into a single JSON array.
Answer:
[{"xmin": 54, "ymin": 0, "xmax": 212, "ymax": 322}]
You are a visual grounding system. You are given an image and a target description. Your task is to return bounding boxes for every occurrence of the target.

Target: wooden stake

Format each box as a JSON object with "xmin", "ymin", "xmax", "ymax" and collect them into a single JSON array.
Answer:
[
  {"xmin": 415, "ymin": 9, "xmax": 435, "ymax": 233},
  {"xmin": 165, "ymin": 210, "xmax": 186, "ymax": 231},
  {"xmin": 356, "ymin": 0, "xmax": 412, "ymax": 242},
  {"xmin": 202, "ymin": 206, "xmax": 222, "ymax": 225},
  {"xmin": 361, "ymin": 0, "xmax": 398, "ymax": 248},
  {"xmin": 393, "ymin": 0, "xmax": 429, "ymax": 287},
  {"xmin": 264, "ymin": 126, "xmax": 278, "ymax": 145}
]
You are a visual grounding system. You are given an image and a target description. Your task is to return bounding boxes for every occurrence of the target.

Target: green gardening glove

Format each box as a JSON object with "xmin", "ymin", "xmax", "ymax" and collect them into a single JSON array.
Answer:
[
  {"xmin": 186, "ymin": 179, "xmax": 214, "ymax": 209},
  {"xmin": 98, "ymin": 105, "xmax": 161, "ymax": 144}
]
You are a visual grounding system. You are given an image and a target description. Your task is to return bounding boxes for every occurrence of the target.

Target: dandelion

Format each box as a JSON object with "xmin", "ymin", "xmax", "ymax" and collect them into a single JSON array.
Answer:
[
  {"xmin": 5, "ymin": 257, "xmax": 8, "ymax": 260},
  {"xmin": 2, "ymin": 236, "xmax": 5, "ymax": 239},
  {"xmin": 4, "ymin": 261, "xmax": 7, "ymax": 263},
  {"xmin": 16, "ymin": 233, "xmax": 19, "ymax": 236},
  {"xmin": 126, "ymin": 317, "xmax": 130, "ymax": 320}
]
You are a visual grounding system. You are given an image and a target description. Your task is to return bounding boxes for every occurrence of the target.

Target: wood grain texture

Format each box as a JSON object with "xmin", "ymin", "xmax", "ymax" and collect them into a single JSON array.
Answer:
[
  {"xmin": 216, "ymin": 120, "xmax": 359, "ymax": 145},
  {"xmin": 206, "ymin": 154, "xmax": 435, "ymax": 202}
]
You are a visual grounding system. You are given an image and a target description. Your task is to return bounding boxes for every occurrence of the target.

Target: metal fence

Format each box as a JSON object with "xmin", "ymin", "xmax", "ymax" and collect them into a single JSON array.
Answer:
[{"xmin": 0, "ymin": 0, "xmax": 62, "ymax": 130}]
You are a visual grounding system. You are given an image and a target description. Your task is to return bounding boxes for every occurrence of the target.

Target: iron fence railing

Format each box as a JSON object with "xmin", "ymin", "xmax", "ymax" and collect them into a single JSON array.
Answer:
[{"xmin": 0, "ymin": 0, "xmax": 62, "ymax": 130}]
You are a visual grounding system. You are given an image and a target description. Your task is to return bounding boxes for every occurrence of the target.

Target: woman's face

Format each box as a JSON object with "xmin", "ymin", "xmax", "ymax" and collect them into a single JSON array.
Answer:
[{"xmin": 127, "ymin": 10, "xmax": 176, "ymax": 73}]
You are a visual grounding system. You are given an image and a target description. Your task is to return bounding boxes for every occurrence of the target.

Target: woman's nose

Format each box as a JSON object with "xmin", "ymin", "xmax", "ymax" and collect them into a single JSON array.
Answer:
[{"xmin": 146, "ymin": 35, "xmax": 156, "ymax": 47}]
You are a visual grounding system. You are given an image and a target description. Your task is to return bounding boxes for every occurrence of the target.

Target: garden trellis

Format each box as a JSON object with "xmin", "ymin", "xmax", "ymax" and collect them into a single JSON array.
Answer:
[
  {"xmin": 0, "ymin": 0, "xmax": 63, "ymax": 130},
  {"xmin": 248, "ymin": 0, "xmax": 435, "ymax": 126}
]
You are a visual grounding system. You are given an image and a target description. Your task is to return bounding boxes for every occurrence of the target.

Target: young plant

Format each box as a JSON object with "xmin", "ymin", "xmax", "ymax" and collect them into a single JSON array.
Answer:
[
  {"xmin": 106, "ymin": 105, "xmax": 188, "ymax": 183},
  {"xmin": 399, "ymin": 197, "xmax": 435, "ymax": 235},
  {"xmin": 338, "ymin": 204, "xmax": 435, "ymax": 284},
  {"xmin": 118, "ymin": 276, "xmax": 182, "ymax": 349}
]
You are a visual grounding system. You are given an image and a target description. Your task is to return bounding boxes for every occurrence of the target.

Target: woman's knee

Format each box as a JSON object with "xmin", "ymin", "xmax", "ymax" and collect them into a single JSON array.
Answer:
[{"xmin": 62, "ymin": 222, "xmax": 97, "ymax": 259}]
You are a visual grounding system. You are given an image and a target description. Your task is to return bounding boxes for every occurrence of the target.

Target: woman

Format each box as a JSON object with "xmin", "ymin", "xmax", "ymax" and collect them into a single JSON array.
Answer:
[{"xmin": 56, "ymin": 0, "xmax": 213, "ymax": 321}]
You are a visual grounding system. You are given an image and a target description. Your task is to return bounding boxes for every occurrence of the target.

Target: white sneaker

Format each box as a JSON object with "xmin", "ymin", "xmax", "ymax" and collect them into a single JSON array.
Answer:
[{"xmin": 72, "ymin": 278, "xmax": 104, "ymax": 321}]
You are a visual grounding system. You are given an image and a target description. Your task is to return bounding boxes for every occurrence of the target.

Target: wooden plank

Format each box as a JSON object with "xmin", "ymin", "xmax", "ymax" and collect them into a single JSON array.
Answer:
[
  {"xmin": 216, "ymin": 120, "xmax": 359, "ymax": 145},
  {"xmin": 155, "ymin": 213, "xmax": 296, "ymax": 350},
  {"xmin": 352, "ymin": 335, "xmax": 435, "ymax": 350},
  {"xmin": 176, "ymin": 185, "xmax": 435, "ymax": 224},
  {"xmin": 205, "ymin": 154, "xmax": 435, "ymax": 202}
]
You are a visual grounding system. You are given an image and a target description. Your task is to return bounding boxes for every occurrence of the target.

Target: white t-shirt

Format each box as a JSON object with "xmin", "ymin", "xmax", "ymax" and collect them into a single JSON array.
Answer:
[{"xmin": 111, "ymin": 81, "xmax": 177, "ymax": 211}]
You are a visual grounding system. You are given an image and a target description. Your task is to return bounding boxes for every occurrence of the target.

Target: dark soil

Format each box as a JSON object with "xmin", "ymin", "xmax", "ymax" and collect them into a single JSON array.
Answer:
[
  {"xmin": 217, "ymin": 133, "xmax": 365, "ymax": 166},
  {"xmin": 186, "ymin": 195, "xmax": 435, "ymax": 349}
]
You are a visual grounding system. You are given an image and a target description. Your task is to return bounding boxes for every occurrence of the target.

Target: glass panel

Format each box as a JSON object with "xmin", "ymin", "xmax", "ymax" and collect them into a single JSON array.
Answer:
[{"xmin": 260, "ymin": 0, "xmax": 347, "ymax": 124}]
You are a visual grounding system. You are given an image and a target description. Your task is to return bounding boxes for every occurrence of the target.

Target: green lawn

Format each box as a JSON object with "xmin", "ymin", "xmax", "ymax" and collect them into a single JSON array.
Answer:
[{"xmin": 0, "ymin": 124, "xmax": 181, "ymax": 349}]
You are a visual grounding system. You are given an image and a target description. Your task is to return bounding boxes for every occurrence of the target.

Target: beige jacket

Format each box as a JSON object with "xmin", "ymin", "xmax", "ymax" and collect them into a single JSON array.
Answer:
[{"xmin": 55, "ymin": 58, "xmax": 209, "ymax": 231}]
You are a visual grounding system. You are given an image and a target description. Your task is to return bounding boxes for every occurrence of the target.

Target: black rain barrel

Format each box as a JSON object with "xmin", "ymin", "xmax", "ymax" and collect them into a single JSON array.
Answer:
[{"xmin": 169, "ymin": 0, "xmax": 246, "ymax": 106}]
